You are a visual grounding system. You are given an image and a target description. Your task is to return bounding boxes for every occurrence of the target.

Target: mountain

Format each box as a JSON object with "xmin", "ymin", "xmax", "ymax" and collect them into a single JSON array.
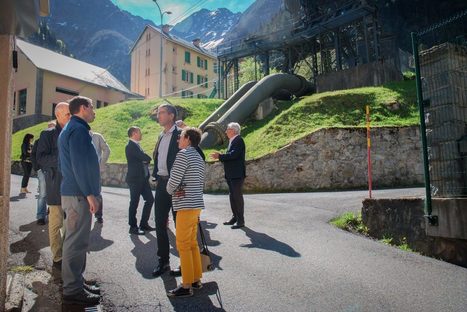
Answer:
[
  {"xmin": 37, "ymin": 0, "xmax": 155, "ymax": 87},
  {"xmin": 171, "ymin": 8, "xmax": 241, "ymax": 51}
]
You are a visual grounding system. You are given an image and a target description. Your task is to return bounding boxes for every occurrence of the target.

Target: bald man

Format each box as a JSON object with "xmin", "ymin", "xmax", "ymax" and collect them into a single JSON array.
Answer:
[{"xmin": 37, "ymin": 102, "xmax": 71, "ymax": 268}]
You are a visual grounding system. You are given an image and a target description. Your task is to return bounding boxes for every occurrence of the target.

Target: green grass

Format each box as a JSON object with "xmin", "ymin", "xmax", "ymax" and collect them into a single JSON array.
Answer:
[
  {"xmin": 330, "ymin": 212, "xmax": 368, "ymax": 235},
  {"xmin": 10, "ymin": 265, "xmax": 34, "ymax": 273},
  {"xmin": 12, "ymin": 80, "xmax": 418, "ymax": 162},
  {"xmin": 380, "ymin": 236, "xmax": 414, "ymax": 252}
]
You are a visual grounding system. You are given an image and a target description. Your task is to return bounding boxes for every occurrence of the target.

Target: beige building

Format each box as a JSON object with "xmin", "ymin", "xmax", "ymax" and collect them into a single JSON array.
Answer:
[
  {"xmin": 130, "ymin": 25, "xmax": 218, "ymax": 99},
  {"xmin": 12, "ymin": 39, "xmax": 137, "ymax": 131}
]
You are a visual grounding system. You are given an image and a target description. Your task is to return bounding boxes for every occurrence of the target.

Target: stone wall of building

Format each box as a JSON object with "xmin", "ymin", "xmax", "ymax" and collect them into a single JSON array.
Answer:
[{"xmin": 12, "ymin": 126, "xmax": 424, "ymax": 192}]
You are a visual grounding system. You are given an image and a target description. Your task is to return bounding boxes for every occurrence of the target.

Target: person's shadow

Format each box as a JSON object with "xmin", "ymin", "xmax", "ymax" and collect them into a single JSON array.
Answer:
[
  {"xmin": 9, "ymin": 221, "xmax": 49, "ymax": 266},
  {"xmin": 161, "ymin": 274, "xmax": 225, "ymax": 311},
  {"xmin": 88, "ymin": 222, "xmax": 114, "ymax": 252},
  {"xmin": 130, "ymin": 233, "xmax": 158, "ymax": 279},
  {"xmin": 9, "ymin": 193, "xmax": 26, "ymax": 202},
  {"xmin": 240, "ymin": 227, "xmax": 301, "ymax": 257},
  {"xmin": 199, "ymin": 221, "xmax": 223, "ymax": 270}
]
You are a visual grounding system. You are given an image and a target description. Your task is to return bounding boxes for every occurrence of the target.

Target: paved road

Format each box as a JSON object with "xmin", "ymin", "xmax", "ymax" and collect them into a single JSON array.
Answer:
[{"xmin": 8, "ymin": 175, "xmax": 467, "ymax": 311}]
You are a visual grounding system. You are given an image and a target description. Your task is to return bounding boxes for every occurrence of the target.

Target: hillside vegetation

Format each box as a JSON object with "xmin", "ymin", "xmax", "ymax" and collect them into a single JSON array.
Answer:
[{"xmin": 12, "ymin": 80, "xmax": 418, "ymax": 163}]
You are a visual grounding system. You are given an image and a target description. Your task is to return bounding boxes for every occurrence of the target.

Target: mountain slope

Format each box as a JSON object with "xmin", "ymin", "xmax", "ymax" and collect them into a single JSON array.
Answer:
[
  {"xmin": 42, "ymin": 0, "xmax": 155, "ymax": 86},
  {"xmin": 171, "ymin": 8, "xmax": 241, "ymax": 50}
]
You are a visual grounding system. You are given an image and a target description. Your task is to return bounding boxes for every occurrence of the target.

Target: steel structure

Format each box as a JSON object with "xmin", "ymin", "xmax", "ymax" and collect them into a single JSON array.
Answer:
[{"xmin": 216, "ymin": 0, "xmax": 381, "ymax": 99}]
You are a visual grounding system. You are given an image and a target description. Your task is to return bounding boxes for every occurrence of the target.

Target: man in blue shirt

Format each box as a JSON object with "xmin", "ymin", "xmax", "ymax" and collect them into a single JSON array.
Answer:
[{"xmin": 59, "ymin": 96, "xmax": 101, "ymax": 306}]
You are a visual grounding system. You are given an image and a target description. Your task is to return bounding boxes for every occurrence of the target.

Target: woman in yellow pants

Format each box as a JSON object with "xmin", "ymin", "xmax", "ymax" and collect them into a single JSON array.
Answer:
[{"xmin": 166, "ymin": 127, "xmax": 205, "ymax": 298}]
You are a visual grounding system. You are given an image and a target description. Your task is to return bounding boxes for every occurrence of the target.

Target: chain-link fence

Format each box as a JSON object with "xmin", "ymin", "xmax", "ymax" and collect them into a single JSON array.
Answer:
[{"xmin": 412, "ymin": 10, "xmax": 467, "ymax": 217}]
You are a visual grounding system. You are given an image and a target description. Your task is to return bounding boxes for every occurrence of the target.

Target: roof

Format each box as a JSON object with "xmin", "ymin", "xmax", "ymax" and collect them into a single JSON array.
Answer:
[
  {"xmin": 129, "ymin": 25, "xmax": 217, "ymax": 59},
  {"xmin": 16, "ymin": 39, "xmax": 131, "ymax": 94}
]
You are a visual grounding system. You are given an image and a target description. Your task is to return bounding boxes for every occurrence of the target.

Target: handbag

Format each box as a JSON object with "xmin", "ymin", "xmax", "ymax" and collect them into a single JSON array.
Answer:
[{"xmin": 198, "ymin": 222, "xmax": 214, "ymax": 272}]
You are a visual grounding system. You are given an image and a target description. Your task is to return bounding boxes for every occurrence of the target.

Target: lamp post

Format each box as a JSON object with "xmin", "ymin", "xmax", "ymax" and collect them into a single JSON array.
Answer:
[{"xmin": 153, "ymin": 0, "xmax": 171, "ymax": 98}]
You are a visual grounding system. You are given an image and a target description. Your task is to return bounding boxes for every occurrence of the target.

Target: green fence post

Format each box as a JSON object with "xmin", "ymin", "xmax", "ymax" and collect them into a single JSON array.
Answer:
[{"xmin": 411, "ymin": 32, "xmax": 435, "ymax": 223}]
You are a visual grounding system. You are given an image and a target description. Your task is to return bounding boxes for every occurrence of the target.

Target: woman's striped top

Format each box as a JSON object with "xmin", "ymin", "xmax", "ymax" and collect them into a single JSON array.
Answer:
[{"xmin": 166, "ymin": 146, "xmax": 205, "ymax": 211}]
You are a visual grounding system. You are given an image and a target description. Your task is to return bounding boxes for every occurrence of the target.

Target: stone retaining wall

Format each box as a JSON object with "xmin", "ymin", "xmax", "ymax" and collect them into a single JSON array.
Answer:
[
  {"xmin": 12, "ymin": 126, "xmax": 424, "ymax": 192},
  {"xmin": 362, "ymin": 198, "xmax": 467, "ymax": 267}
]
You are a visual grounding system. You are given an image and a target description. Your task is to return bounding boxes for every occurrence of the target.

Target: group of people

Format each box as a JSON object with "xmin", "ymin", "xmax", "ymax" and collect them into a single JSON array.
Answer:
[{"xmin": 18, "ymin": 97, "xmax": 247, "ymax": 305}]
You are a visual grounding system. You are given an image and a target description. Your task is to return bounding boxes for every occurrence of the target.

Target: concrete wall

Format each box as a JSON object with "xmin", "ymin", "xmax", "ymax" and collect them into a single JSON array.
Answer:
[
  {"xmin": 12, "ymin": 126, "xmax": 424, "ymax": 192},
  {"xmin": 0, "ymin": 34, "xmax": 14, "ymax": 310},
  {"xmin": 12, "ymin": 49, "xmax": 38, "ymax": 118},
  {"xmin": 316, "ymin": 60, "xmax": 402, "ymax": 93},
  {"xmin": 131, "ymin": 27, "xmax": 217, "ymax": 99},
  {"xmin": 362, "ymin": 198, "xmax": 467, "ymax": 267}
]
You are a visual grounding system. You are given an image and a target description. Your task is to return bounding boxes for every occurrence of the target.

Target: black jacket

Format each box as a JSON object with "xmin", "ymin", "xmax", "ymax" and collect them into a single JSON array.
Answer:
[
  {"xmin": 125, "ymin": 140, "xmax": 152, "ymax": 183},
  {"xmin": 20, "ymin": 142, "xmax": 32, "ymax": 162},
  {"xmin": 30, "ymin": 140, "xmax": 40, "ymax": 171},
  {"xmin": 219, "ymin": 135, "xmax": 246, "ymax": 179},
  {"xmin": 36, "ymin": 124, "xmax": 63, "ymax": 205},
  {"xmin": 152, "ymin": 127, "xmax": 181, "ymax": 179}
]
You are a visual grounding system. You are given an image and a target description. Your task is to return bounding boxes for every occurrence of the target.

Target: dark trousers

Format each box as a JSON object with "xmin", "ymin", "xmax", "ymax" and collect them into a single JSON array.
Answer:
[
  {"xmin": 128, "ymin": 179, "xmax": 154, "ymax": 228},
  {"xmin": 21, "ymin": 161, "xmax": 32, "ymax": 188},
  {"xmin": 154, "ymin": 178, "xmax": 172, "ymax": 264},
  {"xmin": 227, "ymin": 178, "xmax": 245, "ymax": 225}
]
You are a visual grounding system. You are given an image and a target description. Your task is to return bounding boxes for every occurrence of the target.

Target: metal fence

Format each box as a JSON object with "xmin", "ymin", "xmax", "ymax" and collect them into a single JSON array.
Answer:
[{"xmin": 412, "ymin": 10, "xmax": 467, "ymax": 220}]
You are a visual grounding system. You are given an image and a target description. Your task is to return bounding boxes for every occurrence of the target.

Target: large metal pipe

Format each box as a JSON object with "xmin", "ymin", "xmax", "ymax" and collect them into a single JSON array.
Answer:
[
  {"xmin": 199, "ymin": 80, "xmax": 257, "ymax": 130},
  {"xmin": 200, "ymin": 73, "xmax": 312, "ymax": 148}
]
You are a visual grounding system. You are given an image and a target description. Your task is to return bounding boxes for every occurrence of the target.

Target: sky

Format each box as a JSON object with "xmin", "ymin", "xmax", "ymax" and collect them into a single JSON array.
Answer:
[{"xmin": 111, "ymin": 0, "xmax": 256, "ymax": 25}]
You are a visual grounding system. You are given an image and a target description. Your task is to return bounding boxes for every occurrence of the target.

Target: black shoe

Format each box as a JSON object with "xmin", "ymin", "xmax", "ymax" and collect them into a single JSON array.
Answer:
[
  {"xmin": 37, "ymin": 218, "xmax": 46, "ymax": 225},
  {"xmin": 84, "ymin": 279, "xmax": 100, "ymax": 287},
  {"xmin": 62, "ymin": 290, "xmax": 100, "ymax": 306},
  {"xmin": 223, "ymin": 219, "xmax": 237, "ymax": 225},
  {"xmin": 152, "ymin": 263, "xmax": 170, "ymax": 277},
  {"xmin": 192, "ymin": 281, "xmax": 203, "ymax": 289},
  {"xmin": 96, "ymin": 217, "xmax": 103, "ymax": 224},
  {"xmin": 167, "ymin": 285, "xmax": 193, "ymax": 298},
  {"xmin": 83, "ymin": 283, "xmax": 101, "ymax": 295},
  {"xmin": 139, "ymin": 224, "xmax": 156, "ymax": 231},
  {"xmin": 170, "ymin": 267, "xmax": 182, "ymax": 277},
  {"xmin": 231, "ymin": 224, "xmax": 245, "ymax": 229},
  {"xmin": 52, "ymin": 260, "xmax": 62, "ymax": 269},
  {"xmin": 129, "ymin": 227, "xmax": 145, "ymax": 235}
]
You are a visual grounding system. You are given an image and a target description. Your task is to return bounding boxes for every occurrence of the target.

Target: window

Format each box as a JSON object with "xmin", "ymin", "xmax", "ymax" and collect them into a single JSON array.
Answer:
[
  {"xmin": 56, "ymin": 87, "xmax": 78, "ymax": 96},
  {"xmin": 197, "ymin": 94, "xmax": 207, "ymax": 99},
  {"xmin": 12, "ymin": 92, "xmax": 16, "ymax": 112},
  {"xmin": 146, "ymin": 48, "xmax": 151, "ymax": 56},
  {"xmin": 104, "ymin": 102, "xmax": 109, "ymax": 107},
  {"xmin": 197, "ymin": 56, "xmax": 201, "ymax": 67},
  {"xmin": 181, "ymin": 90, "xmax": 193, "ymax": 98},
  {"xmin": 205, "ymin": 60, "xmax": 208, "ymax": 70},
  {"xmin": 182, "ymin": 70, "xmax": 193, "ymax": 83},
  {"xmin": 184, "ymin": 51, "xmax": 191, "ymax": 63},
  {"xmin": 18, "ymin": 89, "xmax": 27, "ymax": 115},
  {"xmin": 52, "ymin": 103, "xmax": 57, "ymax": 118},
  {"xmin": 172, "ymin": 65, "xmax": 176, "ymax": 73},
  {"xmin": 96, "ymin": 100, "xmax": 102, "ymax": 108},
  {"xmin": 204, "ymin": 76, "xmax": 208, "ymax": 88},
  {"xmin": 146, "ymin": 32, "xmax": 151, "ymax": 41},
  {"xmin": 213, "ymin": 61, "xmax": 218, "ymax": 74},
  {"xmin": 145, "ymin": 68, "xmax": 150, "ymax": 76}
]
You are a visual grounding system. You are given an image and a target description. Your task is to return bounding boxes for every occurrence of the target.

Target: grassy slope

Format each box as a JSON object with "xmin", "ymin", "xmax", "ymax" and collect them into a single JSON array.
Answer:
[
  {"xmin": 240, "ymin": 80, "xmax": 418, "ymax": 159},
  {"xmin": 12, "ymin": 80, "xmax": 418, "ymax": 162}
]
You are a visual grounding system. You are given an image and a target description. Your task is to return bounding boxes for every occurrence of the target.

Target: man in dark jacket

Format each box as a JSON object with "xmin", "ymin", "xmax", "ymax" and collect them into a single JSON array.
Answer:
[
  {"xmin": 37, "ymin": 104, "xmax": 70, "ymax": 264},
  {"xmin": 59, "ymin": 96, "xmax": 101, "ymax": 306},
  {"xmin": 151, "ymin": 103, "xmax": 181, "ymax": 277},
  {"xmin": 211, "ymin": 122, "xmax": 246, "ymax": 229},
  {"xmin": 125, "ymin": 126, "xmax": 155, "ymax": 235}
]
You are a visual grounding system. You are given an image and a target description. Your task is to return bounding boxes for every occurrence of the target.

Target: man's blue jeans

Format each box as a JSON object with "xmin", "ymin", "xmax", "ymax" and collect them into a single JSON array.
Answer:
[{"xmin": 36, "ymin": 169, "xmax": 47, "ymax": 220}]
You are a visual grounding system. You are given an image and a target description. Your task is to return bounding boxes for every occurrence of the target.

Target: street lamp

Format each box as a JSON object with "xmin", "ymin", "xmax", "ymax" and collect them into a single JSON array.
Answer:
[{"xmin": 153, "ymin": 0, "xmax": 171, "ymax": 98}]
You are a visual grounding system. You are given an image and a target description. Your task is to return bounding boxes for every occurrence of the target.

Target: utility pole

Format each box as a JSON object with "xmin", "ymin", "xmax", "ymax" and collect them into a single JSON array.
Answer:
[{"xmin": 153, "ymin": 0, "xmax": 171, "ymax": 98}]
